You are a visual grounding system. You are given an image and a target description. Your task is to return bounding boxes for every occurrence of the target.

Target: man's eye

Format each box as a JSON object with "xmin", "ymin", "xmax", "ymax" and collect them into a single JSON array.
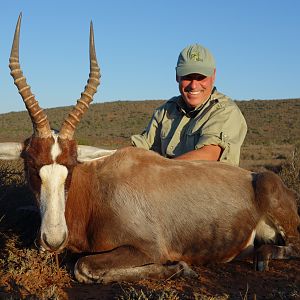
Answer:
[{"xmin": 183, "ymin": 74, "xmax": 206, "ymax": 81}]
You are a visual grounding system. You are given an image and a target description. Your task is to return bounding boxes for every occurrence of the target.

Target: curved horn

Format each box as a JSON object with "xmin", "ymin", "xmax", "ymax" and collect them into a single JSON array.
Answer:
[
  {"xmin": 59, "ymin": 21, "xmax": 100, "ymax": 140},
  {"xmin": 9, "ymin": 13, "xmax": 51, "ymax": 138}
]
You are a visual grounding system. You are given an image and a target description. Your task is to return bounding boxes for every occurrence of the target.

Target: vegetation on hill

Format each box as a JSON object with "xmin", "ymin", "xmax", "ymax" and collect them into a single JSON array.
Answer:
[{"xmin": 0, "ymin": 98, "xmax": 299, "ymax": 148}]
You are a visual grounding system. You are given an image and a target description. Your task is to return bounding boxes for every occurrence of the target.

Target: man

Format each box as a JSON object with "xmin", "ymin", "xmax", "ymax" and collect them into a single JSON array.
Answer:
[{"xmin": 131, "ymin": 44, "xmax": 247, "ymax": 166}]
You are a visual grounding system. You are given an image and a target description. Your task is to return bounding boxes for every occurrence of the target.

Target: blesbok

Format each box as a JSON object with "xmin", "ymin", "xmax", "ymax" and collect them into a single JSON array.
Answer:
[{"xmin": 0, "ymin": 14, "xmax": 300, "ymax": 284}]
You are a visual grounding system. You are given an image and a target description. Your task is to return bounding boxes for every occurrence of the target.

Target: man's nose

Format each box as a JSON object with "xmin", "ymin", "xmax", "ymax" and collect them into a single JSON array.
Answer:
[{"xmin": 190, "ymin": 79, "xmax": 198, "ymax": 89}]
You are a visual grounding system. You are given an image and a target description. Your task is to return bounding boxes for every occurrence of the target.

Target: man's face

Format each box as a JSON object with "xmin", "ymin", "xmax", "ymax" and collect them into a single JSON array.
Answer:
[{"xmin": 177, "ymin": 70, "xmax": 216, "ymax": 108}]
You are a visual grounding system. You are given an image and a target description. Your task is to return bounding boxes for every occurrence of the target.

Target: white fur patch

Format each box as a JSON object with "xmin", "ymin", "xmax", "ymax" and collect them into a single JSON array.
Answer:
[
  {"xmin": 245, "ymin": 229, "xmax": 256, "ymax": 248},
  {"xmin": 255, "ymin": 219, "xmax": 276, "ymax": 243},
  {"xmin": 39, "ymin": 163, "xmax": 68, "ymax": 249},
  {"xmin": 50, "ymin": 133, "xmax": 62, "ymax": 162}
]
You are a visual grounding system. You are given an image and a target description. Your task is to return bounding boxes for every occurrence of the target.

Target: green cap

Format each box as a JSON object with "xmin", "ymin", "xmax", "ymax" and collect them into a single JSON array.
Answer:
[{"xmin": 176, "ymin": 44, "xmax": 215, "ymax": 77}]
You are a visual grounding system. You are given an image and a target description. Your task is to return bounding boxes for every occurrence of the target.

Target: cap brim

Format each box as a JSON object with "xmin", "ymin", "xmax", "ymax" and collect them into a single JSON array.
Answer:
[{"xmin": 176, "ymin": 64, "xmax": 214, "ymax": 77}]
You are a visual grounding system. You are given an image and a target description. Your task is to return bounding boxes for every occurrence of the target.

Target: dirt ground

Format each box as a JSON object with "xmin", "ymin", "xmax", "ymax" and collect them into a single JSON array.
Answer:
[{"xmin": 64, "ymin": 259, "xmax": 300, "ymax": 300}]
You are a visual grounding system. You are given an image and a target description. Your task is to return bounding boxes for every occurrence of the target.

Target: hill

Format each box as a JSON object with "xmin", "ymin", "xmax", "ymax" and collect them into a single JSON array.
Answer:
[
  {"xmin": 0, "ymin": 98, "xmax": 299, "ymax": 146},
  {"xmin": 1, "ymin": 98, "xmax": 300, "ymax": 169}
]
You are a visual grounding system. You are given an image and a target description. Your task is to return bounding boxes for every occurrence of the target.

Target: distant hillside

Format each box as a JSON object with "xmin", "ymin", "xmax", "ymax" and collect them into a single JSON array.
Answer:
[{"xmin": 0, "ymin": 98, "xmax": 299, "ymax": 149}]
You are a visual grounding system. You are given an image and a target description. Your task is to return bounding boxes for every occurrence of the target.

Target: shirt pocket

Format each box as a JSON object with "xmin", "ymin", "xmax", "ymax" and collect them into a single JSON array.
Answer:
[{"xmin": 186, "ymin": 127, "xmax": 201, "ymax": 152}]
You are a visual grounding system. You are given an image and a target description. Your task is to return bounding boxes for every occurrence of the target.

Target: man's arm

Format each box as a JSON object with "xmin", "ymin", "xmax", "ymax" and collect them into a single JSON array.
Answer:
[
  {"xmin": 131, "ymin": 108, "xmax": 162, "ymax": 152},
  {"xmin": 179, "ymin": 101, "xmax": 247, "ymax": 165},
  {"xmin": 173, "ymin": 145, "xmax": 222, "ymax": 161}
]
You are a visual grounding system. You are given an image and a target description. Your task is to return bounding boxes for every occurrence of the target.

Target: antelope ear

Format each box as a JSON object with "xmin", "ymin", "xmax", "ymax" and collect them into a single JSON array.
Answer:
[
  {"xmin": 77, "ymin": 145, "xmax": 116, "ymax": 162},
  {"xmin": 0, "ymin": 142, "xmax": 23, "ymax": 160}
]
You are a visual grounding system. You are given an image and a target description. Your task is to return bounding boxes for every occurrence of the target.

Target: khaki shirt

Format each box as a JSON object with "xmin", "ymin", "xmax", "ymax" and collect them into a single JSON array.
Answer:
[{"xmin": 131, "ymin": 88, "xmax": 247, "ymax": 166}]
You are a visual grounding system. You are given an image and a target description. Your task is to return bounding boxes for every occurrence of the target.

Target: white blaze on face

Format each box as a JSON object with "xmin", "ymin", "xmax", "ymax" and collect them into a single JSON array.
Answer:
[
  {"xmin": 50, "ymin": 134, "xmax": 62, "ymax": 161},
  {"xmin": 39, "ymin": 133, "xmax": 69, "ymax": 250}
]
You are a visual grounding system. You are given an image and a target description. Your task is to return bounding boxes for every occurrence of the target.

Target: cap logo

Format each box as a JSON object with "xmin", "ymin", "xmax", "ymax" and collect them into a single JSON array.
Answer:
[{"xmin": 190, "ymin": 52, "xmax": 203, "ymax": 62}]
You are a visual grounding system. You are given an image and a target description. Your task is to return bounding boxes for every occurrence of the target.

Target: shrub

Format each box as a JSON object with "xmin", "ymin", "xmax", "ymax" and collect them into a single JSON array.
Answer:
[{"xmin": 279, "ymin": 143, "xmax": 300, "ymax": 207}]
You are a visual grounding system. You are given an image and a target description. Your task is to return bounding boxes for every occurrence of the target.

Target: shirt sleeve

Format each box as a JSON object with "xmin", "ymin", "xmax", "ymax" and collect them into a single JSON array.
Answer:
[
  {"xmin": 131, "ymin": 108, "xmax": 164, "ymax": 153},
  {"xmin": 195, "ymin": 103, "xmax": 247, "ymax": 162}
]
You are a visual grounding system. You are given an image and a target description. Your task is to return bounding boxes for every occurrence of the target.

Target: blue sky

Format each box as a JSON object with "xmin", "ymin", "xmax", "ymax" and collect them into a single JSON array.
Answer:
[{"xmin": 0, "ymin": 1, "xmax": 299, "ymax": 113}]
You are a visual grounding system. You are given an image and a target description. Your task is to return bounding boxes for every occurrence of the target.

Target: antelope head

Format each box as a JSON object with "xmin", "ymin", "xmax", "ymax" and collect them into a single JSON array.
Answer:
[{"xmin": 0, "ymin": 14, "xmax": 113, "ymax": 252}]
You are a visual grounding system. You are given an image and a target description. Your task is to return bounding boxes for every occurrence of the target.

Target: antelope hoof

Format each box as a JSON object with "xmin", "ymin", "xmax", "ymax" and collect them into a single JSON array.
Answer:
[
  {"xmin": 254, "ymin": 245, "xmax": 272, "ymax": 271},
  {"xmin": 177, "ymin": 261, "xmax": 198, "ymax": 278},
  {"xmin": 255, "ymin": 259, "xmax": 270, "ymax": 271},
  {"xmin": 74, "ymin": 259, "xmax": 104, "ymax": 284}
]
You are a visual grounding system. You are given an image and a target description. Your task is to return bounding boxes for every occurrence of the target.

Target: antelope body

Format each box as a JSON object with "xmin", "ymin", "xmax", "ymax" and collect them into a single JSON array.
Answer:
[{"xmin": 1, "ymin": 14, "xmax": 299, "ymax": 284}]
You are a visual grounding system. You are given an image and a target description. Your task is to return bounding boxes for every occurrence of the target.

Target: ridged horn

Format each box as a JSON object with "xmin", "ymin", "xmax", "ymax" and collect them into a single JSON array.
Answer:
[
  {"xmin": 9, "ymin": 13, "xmax": 52, "ymax": 138},
  {"xmin": 59, "ymin": 21, "xmax": 100, "ymax": 140}
]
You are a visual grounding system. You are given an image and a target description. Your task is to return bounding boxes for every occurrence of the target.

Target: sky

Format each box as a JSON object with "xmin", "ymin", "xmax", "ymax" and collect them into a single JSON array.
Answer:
[{"xmin": 0, "ymin": 0, "xmax": 299, "ymax": 113}]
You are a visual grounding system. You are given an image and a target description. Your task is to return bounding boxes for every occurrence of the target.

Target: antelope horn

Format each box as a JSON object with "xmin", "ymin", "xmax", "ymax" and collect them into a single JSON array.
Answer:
[
  {"xmin": 9, "ymin": 13, "xmax": 52, "ymax": 138},
  {"xmin": 59, "ymin": 21, "xmax": 100, "ymax": 140}
]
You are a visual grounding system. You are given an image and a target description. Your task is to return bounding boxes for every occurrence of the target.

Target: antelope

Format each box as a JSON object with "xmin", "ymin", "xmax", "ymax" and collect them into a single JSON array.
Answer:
[{"xmin": 0, "ymin": 14, "xmax": 299, "ymax": 284}]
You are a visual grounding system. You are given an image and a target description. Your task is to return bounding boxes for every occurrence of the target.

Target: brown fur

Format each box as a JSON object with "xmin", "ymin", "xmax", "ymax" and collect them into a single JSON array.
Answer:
[
  {"xmin": 22, "ymin": 137, "xmax": 54, "ymax": 195},
  {"xmin": 18, "ymin": 139, "xmax": 300, "ymax": 283},
  {"xmin": 56, "ymin": 138, "xmax": 78, "ymax": 191},
  {"xmin": 23, "ymin": 144, "xmax": 297, "ymax": 283}
]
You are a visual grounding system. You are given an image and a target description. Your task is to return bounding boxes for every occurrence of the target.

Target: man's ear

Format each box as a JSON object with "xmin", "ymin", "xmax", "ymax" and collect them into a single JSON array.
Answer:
[
  {"xmin": 176, "ymin": 74, "xmax": 180, "ymax": 82},
  {"xmin": 212, "ymin": 68, "xmax": 216, "ymax": 81}
]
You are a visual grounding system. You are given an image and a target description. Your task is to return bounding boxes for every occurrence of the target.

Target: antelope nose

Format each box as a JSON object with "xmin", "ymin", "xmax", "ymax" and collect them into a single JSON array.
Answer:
[{"xmin": 42, "ymin": 232, "xmax": 67, "ymax": 251}]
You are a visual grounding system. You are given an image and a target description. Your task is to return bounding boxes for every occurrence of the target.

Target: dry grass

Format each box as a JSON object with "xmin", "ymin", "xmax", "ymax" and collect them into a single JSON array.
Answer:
[
  {"xmin": 116, "ymin": 283, "xmax": 231, "ymax": 300},
  {"xmin": 117, "ymin": 286, "xmax": 182, "ymax": 300},
  {"xmin": 0, "ymin": 234, "xmax": 72, "ymax": 300}
]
